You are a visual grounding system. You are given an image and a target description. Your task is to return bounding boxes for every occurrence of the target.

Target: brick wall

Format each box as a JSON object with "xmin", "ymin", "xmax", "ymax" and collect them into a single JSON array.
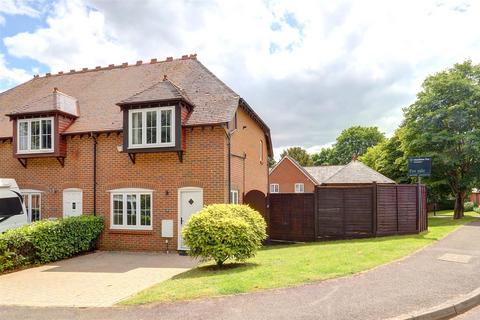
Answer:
[
  {"xmin": 230, "ymin": 108, "xmax": 269, "ymax": 202},
  {"xmin": 269, "ymin": 157, "xmax": 316, "ymax": 193},
  {"xmin": 0, "ymin": 126, "xmax": 227, "ymax": 251}
]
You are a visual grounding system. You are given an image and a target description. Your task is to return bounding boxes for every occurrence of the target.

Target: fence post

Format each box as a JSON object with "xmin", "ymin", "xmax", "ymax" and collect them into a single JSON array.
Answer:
[
  {"xmin": 396, "ymin": 186, "xmax": 399, "ymax": 234},
  {"xmin": 416, "ymin": 176, "xmax": 421, "ymax": 232},
  {"xmin": 314, "ymin": 187, "xmax": 318, "ymax": 241},
  {"xmin": 372, "ymin": 182, "xmax": 377, "ymax": 237}
]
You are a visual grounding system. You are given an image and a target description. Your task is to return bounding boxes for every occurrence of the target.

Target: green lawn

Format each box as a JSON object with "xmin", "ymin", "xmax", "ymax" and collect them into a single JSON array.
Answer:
[{"xmin": 122, "ymin": 211, "xmax": 478, "ymax": 305}]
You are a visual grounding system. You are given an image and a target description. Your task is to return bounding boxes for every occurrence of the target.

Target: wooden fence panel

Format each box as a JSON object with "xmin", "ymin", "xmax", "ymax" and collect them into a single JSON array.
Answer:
[
  {"xmin": 343, "ymin": 187, "xmax": 373, "ymax": 236},
  {"xmin": 316, "ymin": 188, "xmax": 344, "ymax": 237},
  {"xmin": 397, "ymin": 185, "xmax": 418, "ymax": 234},
  {"xmin": 377, "ymin": 185, "xmax": 398, "ymax": 235},
  {"xmin": 269, "ymin": 193, "xmax": 315, "ymax": 241}
]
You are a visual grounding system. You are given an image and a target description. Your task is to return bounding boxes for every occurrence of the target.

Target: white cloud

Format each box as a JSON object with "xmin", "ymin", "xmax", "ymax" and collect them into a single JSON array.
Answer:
[
  {"xmin": 0, "ymin": 0, "xmax": 42, "ymax": 17},
  {"xmin": 0, "ymin": 53, "xmax": 31, "ymax": 90},
  {"xmin": 4, "ymin": 0, "xmax": 136, "ymax": 72},
  {"xmin": 3, "ymin": 0, "xmax": 480, "ymax": 152}
]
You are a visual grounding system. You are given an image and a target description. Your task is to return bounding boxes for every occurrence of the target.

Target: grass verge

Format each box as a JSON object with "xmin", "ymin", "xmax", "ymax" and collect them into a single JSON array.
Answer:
[{"xmin": 122, "ymin": 210, "xmax": 478, "ymax": 305}]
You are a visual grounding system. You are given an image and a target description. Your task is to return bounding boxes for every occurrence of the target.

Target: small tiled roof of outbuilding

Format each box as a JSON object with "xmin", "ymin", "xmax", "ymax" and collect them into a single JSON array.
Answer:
[
  {"xmin": 7, "ymin": 88, "xmax": 79, "ymax": 117},
  {"xmin": 320, "ymin": 160, "xmax": 395, "ymax": 184},
  {"xmin": 0, "ymin": 55, "xmax": 261, "ymax": 140},
  {"xmin": 303, "ymin": 165, "xmax": 344, "ymax": 184},
  {"xmin": 117, "ymin": 77, "xmax": 194, "ymax": 107},
  {"xmin": 300, "ymin": 160, "xmax": 395, "ymax": 185}
]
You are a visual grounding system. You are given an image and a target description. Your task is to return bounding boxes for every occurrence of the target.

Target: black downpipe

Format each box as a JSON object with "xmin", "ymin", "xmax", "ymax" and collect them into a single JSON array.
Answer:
[{"xmin": 91, "ymin": 133, "xmax": 97, "ymax": 216}]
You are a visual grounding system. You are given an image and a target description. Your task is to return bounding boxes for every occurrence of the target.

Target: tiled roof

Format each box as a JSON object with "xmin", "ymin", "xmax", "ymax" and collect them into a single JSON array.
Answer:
[
  {"xmin": 118, "ymin": 78, "xmax": 194, "ymax": 106},
  {"xmin": 7, "ymin": 88, "xmax": 79, "ymax": 117},
  {"xmin": 304, "ymin": 161, "xmax": 395, "ymax": 185},
  {"xmin": 304, "ymin": 165, "xmax": 344, "ymax": 184},
  {"xmin": 0, "ymin": 56, "xmax": 241, "ymax": 138}
]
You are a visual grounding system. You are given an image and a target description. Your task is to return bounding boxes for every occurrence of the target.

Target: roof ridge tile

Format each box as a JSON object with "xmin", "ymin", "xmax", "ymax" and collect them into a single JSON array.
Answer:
[{"xmin": 34, "ymin": 54, "xmax": 199, "ymax": 79}]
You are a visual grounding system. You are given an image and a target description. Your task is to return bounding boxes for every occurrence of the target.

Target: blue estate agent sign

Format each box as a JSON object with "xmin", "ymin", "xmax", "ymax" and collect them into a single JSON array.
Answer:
[{"xmin": 408, "ymin": 157, "xmax": 432, "ymax": 177}]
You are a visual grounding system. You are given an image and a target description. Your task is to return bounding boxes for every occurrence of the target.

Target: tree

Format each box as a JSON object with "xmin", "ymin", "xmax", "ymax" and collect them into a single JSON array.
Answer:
[
  {"xmin": 311, "ymin": 147, "xmax": 337, "ymax": 166},
  {"xmin": 402, "ymin": 60, "xmax": 480, "ymax": 219},
  {"xmin": 360, "ymin": 130, "xmax": 410, "ymax": 183},
  {"xmin": 333, "ymin": 126, "xmax": 385, "ymax": 164},
  {"xmin": 280, "ymin": 147, "xmax": 313, "ymax": 166},
  {"xmin": 268, "ymin": 157, "xmax": 277, "ymax": 168}
]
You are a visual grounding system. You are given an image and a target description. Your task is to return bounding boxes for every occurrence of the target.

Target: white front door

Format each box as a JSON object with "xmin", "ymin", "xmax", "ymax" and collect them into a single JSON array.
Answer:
[
  {"xmin": 63, "ymin": 189, "xmax": 83, "ymax": 217},
  {"xmin": 178, "ymin": 187, "xmax": 203, "ymax": 250}
]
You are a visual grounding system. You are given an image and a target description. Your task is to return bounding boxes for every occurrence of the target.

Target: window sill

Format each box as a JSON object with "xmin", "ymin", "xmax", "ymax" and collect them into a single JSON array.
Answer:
[
  {"xmin": 17, "ymin": 150, "xmax": 54, "ymax": 155},
  {"xmin": 128, "ymin": 143, "xmax": 175, "ymax": 149},
  {"xmin": 108, "ymin": 229, "xmax": 154, "ymax": 235}
]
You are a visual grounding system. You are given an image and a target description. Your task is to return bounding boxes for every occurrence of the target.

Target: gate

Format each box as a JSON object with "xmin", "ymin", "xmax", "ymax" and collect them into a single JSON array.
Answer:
[{"xmin": 244, "ymin": 190, "xmax": 268, "ymax": 233}]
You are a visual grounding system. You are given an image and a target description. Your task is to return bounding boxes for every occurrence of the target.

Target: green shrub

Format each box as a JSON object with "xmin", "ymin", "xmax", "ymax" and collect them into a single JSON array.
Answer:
[
  {"xmin": 0, "ymin": 215, "xmax": 104, "ymax": 272},
  {"xmin": 182, "ymin": 204, "xmax": 267, "ymax": 266},
  {"xmin": 464, "ymin": 201, "xmax": 475, "ymax": 212}
]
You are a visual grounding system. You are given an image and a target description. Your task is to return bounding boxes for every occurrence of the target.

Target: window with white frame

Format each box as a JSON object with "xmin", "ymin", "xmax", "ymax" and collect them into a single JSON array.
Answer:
[
  {"xmin": 270, "ymin": 183, "xmax": 279, "ymax": 193},
  {"xmin": 21, "ymin": 191, "xmax": 42, "ymax": 222},
  {"xmin": 230, "ymin": 190, "xmax": 239, "ymax": 204},
  {"xmin": 17, "ymin": 117, "xmax": 54, "ymax": 153},
  {"xmin": 259, "ymin": 140, "xmax": 264, "ymax": 163},
  {"xmin": 128, "ymin": 106, "xmax": 175, "ymax": 148},
  {"xmin": 294, "ymin": 183, "xmax": 305, "ymax": 193},
  {"xmin": 110, "ymin": 189, "xmax": 153, "ymax": 230}
]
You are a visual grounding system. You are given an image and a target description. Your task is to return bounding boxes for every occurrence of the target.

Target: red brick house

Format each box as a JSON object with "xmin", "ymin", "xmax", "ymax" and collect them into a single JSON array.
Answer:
[
  {"xmin": 0, "ymin": 55, "xmax": 272, "ymax": 251},
  {"xmin": 269, "ymin": 156, "xmax": 394, "ymax": 193}
]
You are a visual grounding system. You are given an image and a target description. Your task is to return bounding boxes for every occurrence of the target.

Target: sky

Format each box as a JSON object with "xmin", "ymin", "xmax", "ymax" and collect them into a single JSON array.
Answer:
[{"xmin": 1, "ymin": 0, "xmax": 479, "ymax": 158}]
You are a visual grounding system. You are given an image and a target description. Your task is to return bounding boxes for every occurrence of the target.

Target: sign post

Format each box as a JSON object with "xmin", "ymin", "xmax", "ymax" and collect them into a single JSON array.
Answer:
[{"xmin": 408, "ymin": 157, "xmax": 432, "ymax": 222}]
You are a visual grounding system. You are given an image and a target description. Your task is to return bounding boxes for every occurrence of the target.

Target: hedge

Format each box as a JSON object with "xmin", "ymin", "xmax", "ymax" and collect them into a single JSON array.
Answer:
[
  {"xmin": 0, "ymin": 215, "xmax": 104, "ymax": 272},
  {"xmin": 464, "ymin": 201, "xmax": 476, "ymax": 212}
]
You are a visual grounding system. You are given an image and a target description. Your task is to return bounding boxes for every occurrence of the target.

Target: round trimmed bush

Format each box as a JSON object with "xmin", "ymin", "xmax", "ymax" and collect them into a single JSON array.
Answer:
[{"xmin": 182, "ymin": 204, "xmax": 267, "ymax": 266}]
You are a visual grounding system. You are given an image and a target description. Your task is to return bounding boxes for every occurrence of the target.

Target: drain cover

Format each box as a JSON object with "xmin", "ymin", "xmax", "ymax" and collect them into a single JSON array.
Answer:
[{"xmin": 438, "ymin": 253, "xmax": 473, "ymax": 264}]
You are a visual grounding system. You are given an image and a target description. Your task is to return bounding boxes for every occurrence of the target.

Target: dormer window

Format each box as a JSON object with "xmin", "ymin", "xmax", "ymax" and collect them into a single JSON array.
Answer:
[
  {"xmin": 117, "ymin": 78, "xmax": 195, "ymax": 160},
  {"xmin": 128, "ymin": 106, "xmax": 175, "ymax": 148},
  {"xmin": 17, "ymin": 117, "xmax": 54, "ymax": 154}
]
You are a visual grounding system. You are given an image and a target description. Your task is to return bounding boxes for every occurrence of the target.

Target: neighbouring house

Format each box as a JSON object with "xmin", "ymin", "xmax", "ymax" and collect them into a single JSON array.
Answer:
[
  {"xmin": 269, "ymin": 155, "xmax": 395, "ymax": 193},
  {"xmin": 471, "ymin": 189, "xmax": 480, "ymax": 205},
  {"xmin": 0, "ymin": 54, "xmax": 272, "ymax": 251}
]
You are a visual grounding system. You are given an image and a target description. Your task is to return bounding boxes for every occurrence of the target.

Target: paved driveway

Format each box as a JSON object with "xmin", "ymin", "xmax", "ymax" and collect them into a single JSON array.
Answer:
[{"xmin": 0, "ymin": 251, "xmax": 197, "ymax": 307}]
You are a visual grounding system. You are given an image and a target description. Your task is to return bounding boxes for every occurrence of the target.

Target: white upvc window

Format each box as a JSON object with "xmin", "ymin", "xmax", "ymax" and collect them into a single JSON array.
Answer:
[
  {"xmin": 270, "ymin": 183, "xmax": 279, "ymax": 193},
  {"xmin": 128, "ymin": 106, "xmax": 175, "ymax": 148},
  {"xmin": 295, "ymin": 183, "xmax": 305, "ymax": 193},
  {"xmin": 21, "ymin": 190, "xmax": 42, "ymax": 222},
  {"xmin": 109, "ymin": 188, "xmax": 153, "ymax": 230},
  {"xmin": 17, "ymin": 117, "xmax": 54, "ymax": 154},
  {"xmin": 231, "ymin": 190, "xmax": 239, "ymax": 204}
]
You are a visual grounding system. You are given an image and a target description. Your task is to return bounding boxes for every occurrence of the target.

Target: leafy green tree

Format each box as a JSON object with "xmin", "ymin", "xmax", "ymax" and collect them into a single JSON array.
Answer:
[
  {"xmin": 312, "ymin": 147, "xmax": 337, "ymax": 166},
  {"xmin": 333, "ymin": 126, "xmax": 385, "ymax": 164},
  {"xmin": 268, "ymin": 157, "xmax": 277, "ymax": 168},
  {"xmin": 280, "ymin": 147, "xmax": 313, "ymax": 166},
  {"xmin": 360, "ymin": 130, "xmax": 410, "ymax": 183},
  {"xmin": 402, "ymin": 60, "xmax": 480, "ymax": 219}
]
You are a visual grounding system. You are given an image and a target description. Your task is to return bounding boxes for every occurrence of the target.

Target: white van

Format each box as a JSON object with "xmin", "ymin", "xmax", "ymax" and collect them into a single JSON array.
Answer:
[{"xmin": 0, "ymin": 179, "xmax": 28, "ymax": 233}]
